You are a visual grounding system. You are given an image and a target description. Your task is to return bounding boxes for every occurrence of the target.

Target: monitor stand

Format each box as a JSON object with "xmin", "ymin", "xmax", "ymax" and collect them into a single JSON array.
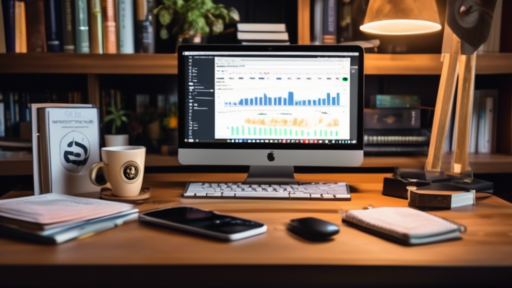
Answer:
[{"xmin": 244, "ymin": 166, "xmax": 298, "ymax": 184}]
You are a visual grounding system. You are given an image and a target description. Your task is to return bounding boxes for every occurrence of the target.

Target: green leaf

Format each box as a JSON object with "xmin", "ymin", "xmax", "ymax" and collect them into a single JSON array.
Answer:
[
  {"xmin": 211, "ymin": 19, "xmax": 224, "ymax": 35},
  {"xmin": 228, "ymin": 7, "xmax": 240, "ymax": 22},
  {"xmin": 162, "ymin": 0, "xmax": 174, "ymax": 5},
  {"xmin": 115, "ymin": 118, "xmax": 121, "ymax": 128},
  {"xmin": 119, "ymin": 110, "xmax": 131, "ymax": 115},
  {"xmin": 159, "ymin": 8, "xmax": 173, "ymax": 25},
  {"xmin": 160, "ymin": 27, "xmax": 170, "ymax": 39},
  {"xmin": 103, "ymin": 114, "xmax": 115, "ymax": 124},
  {"xmin": 121, "ymin": 116, "xmax": 129, "ymax": 123}
]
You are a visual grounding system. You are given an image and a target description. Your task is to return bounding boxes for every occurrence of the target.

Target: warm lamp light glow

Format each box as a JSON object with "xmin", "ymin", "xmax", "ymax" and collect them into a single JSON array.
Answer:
[
  {"xmin": 360, "ymin": 0, "xmax": 441, "ymax": 35},
  {"xmin": 360, "ymin": 20, "xmax": 442, "ymax": 35}
]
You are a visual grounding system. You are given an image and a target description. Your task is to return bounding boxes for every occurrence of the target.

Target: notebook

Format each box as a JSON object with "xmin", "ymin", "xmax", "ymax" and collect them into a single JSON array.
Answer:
[{"xmin": 341, "ymin": 207, "xmax": 466, "ymax": 245}]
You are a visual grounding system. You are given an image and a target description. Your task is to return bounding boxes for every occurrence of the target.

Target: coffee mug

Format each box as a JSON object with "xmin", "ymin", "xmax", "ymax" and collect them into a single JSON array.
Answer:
[{"xmin": 89, "ymin": 146, "xmax": 146, "ymax": 197}]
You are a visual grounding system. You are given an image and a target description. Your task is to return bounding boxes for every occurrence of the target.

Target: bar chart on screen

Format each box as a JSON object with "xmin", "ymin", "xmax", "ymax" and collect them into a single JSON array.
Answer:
[{"xmin": 213, "ymin": 56, "xmax": 352, "ymax": 140}]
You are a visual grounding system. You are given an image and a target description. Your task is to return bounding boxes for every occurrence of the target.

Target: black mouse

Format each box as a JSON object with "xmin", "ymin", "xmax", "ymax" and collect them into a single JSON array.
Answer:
[{"xmin": 287, "ymin": 217, "xmax": 339, "ymax": 241}]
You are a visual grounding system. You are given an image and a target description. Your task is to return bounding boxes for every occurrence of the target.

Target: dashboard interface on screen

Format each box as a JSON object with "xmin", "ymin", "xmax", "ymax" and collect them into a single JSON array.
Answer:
[{"xmin": 183, "ymin": 51, "xmax": 360, "ymax": 145}]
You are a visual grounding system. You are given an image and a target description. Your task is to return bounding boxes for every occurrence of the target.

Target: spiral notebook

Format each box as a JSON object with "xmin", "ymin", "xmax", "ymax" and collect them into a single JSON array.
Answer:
[{"xmin": 341, "ymin": 207, "xmax": 466, "ymax": 245}]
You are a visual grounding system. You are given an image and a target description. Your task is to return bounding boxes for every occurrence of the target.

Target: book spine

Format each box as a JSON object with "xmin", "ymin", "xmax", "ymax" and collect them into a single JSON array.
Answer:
[
  {"xmin": 74, "ymin": 0, "xmax": 89, "ymax": 53},
  {"xmin": 478, "ymin": 97, "xmax": 495, "ymax": 153},
  {"xmin": 0, "ymin": 3, "xmax": 6, "ymax": 53},
  {"xmin": 0, "ymin": 93, "xmax": 4, "ymax": 137},
  {"xmin": 372, "ymin": 95, "xmax": 420, "ymax": 108},
  {"xmin": 62, "ymin": 0, "xmax": 75, "ymax": 52},
  {"xmin": 12, "ymin": 92, "xmax": 20, "ymax": 137},
  {"xmin": 312, "ymin": 0, "xmax": 323, "ymax": 44},
  {"xmin": 2, "ymin": 0, "xmax": 15, "ymax": 52},
  {"xmin": 89, "ymin": 0, "xmax": 103, "ymax": 54},
  {"xmin": 102, "ymin": 0, "xmax": 117, "ymax": 54},
  {"xmin": 44, "ymin": 0, "xmax": 62, "ymax": 52},
  {"xmin": 14, "ymin": 0, "xmax": 27, "ymax": 53},
  {"xmin": 24, "ymin": 0, "xmax": 47, "ymax": 53},
  {"xmin": 135, "ymin": 0, "xmax": 154, "ymax": 53},
  {"xmin": 322, "ymin": 0, "xmax": 337, "ymax": 44},
  {"xmin": 118, "ymin": 0, "xmax": 135, "ymax": 53},
  {"xmin": 364, "ymin": 109, "xmax": 421, "ymax": 129}
]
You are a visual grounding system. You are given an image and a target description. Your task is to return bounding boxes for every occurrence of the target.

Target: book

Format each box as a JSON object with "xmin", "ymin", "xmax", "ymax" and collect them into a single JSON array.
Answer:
[
  {"xmin": 25, "ymin": 0, "xmax": 47, "ymax": 52},
  {"xmin": 237, "ymin": 32, "xmax": 289, "ymax": 42},
  {"xmin": 237, "ymin": 23, "xmax": 286, "ymax": 32},
  {"xmin": 408, "ymin": 189, "xmax": 475, "ymax": 209},
  {"xmin": 0, "ymin": 93, "xmax": 4, "ymax": 137},
  {"xmin": 135, "ymin": 0, "xmax": 155, "ymax": 53},
  {"xmin": 311, "ymin": 0, "xmax": 323, "ymax": 44},
  {"xmin": 370, "ymin": 95, "xmax": 420, "ymax": 108},
  {"xmin": 74, "ymin": 0, "xmax": 89, "ymax": 53},
  {"xmin": 31, "ymin": 103, "xmax": 93, "ymax": 195},
  {"xmin": 2, "ymin": 0, "xmax": 15, "ymax": 53},
  {"xmin": 0, "ymin": 2, "xmax": 5, "ymax": 53},
  {"xmin": 0, "ymin": 194, "xmax": 138, "ymax": 244},
  {"xmin": 364, "ymin": 109, "xmax": 421, "ymax": 129},
  {"xmin": 14, "ymin": 0, "xmax": 27, "ymax": 53},
  {"xmin": 322, "ymin": 0, "xmax": 337, "ymax": 44},
  {"xmin": 62, "ymin": 0, "xmax": 75, "ymax": 52},
  {"xmin": 89, "ymin": 0, "xmax": 104, "ymax": 54},
  {"xmin": 341, "ymin": 207, "xmax": 465, "ymax": 245},
  {"xmin": 117, "ymin": 0, "xmax": 135, "ymax": 53},
  {"xmin": 102, "ymin": 0, "xmax": 117, "ymax": 54},
  {"xmin": 364, "ymin": 129, "xmax": 430, "ymax": 145},
  {"xmin": 477, "ymin": 90, "xmax": 498, "ymax": 153},
  {"xmin": 478, "ymin": 0, "xmax": 502, "ymax": 53},
  {"xmin": 37, "ymin": 107, "xmax": 101, "ymax": 195},
  {"xmin": 44, "ymin": 0, "xmax": 63, "ymax": 52}
]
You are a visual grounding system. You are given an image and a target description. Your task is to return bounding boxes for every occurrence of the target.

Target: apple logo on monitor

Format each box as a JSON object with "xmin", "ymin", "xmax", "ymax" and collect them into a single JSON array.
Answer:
[{"xmin": 267, "ymin": 151, "xmax": 275, "ymax": 162}]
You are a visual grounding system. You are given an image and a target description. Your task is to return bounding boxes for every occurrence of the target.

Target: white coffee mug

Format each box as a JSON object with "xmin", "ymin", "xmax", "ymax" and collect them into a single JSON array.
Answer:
[{"xmin": 89, "ymin": 146, "xmax": 146, "ymax": 197}]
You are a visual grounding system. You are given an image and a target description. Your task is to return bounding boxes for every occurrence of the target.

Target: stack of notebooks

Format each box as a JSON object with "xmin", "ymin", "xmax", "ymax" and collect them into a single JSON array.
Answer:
[
  {"xmin": 0, "ymin": 194, "xmax": 138, "ymax": 244},
  {"xmin": 342, "ymin": 207, "xmax": 466, "ymax": 245}
]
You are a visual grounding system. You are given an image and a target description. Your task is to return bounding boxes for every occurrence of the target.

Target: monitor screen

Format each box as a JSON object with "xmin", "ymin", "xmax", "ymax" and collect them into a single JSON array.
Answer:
[{"xmin": 179, "ymin": 48, "xmax": 363, "ymax": 150}]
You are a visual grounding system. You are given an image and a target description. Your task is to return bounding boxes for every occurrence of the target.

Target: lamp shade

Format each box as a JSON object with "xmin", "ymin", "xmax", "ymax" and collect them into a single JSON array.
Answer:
[{"xmin": 360, "ymin": 0, "xmax": 442, "ymax": 35}]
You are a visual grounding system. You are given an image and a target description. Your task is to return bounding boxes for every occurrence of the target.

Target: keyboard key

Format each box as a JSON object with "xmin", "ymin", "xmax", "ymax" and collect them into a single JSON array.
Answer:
[
  {"xmin": 290, "ymin": 193, "xmax": 310, "ymax": 199},
  {"xmin": 206, "ymin": 193, "xmax": 222, "ymax": 197},
  {"xmin": 222, "ymin": 192, "xmax": 235, "ymax": 197},
  {"xmin": 236, "ymin": 193, "xmax": 289, "ymax": 198}
]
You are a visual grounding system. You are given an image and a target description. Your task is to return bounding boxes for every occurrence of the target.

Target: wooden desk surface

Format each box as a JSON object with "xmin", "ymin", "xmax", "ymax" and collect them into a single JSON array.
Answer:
[{"xmin": 1, "ymin": 173, "xmax": 511, "ymax": 287}]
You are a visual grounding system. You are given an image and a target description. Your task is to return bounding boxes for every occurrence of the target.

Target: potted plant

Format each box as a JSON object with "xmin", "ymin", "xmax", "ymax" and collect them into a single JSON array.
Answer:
[
  {"xmin": 103, "ymin": 97, "xmax": 131, "ymax": 147},
  {"xmin": 154, "ymin": 0, "xmax": 239, "ymax": 45}
]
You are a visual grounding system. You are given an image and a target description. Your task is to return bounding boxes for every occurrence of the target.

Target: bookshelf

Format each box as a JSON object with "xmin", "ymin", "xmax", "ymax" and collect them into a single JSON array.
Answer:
[
  {"xmin": 1, "ymin": 0, "xmax": 512, "ymax": 177},
  {"xmin": 1, "ymin": 53, "xmax": 512, "ymax": 75}
]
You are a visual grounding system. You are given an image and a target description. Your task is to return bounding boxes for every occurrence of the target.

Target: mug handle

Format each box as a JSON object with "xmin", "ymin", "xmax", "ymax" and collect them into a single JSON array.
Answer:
[{"xmin": 89, "ymin": 162, "xmax": 112, "ymax": 189}]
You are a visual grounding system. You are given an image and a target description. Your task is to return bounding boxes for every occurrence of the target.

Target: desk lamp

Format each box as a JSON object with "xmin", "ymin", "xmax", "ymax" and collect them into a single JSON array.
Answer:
[
  {"xmin": 361, "ymin": 0, "xmax": 497, "ymax": 177},
  {"xmin": 362, "ymin": 0, "xmax": 498, "ymax": 196}
]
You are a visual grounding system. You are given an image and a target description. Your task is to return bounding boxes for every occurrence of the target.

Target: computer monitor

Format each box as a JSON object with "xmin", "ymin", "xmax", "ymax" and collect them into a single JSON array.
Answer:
[{"xmin": 178, "ymin": 45, "xmax": 364, "ymax": 183}]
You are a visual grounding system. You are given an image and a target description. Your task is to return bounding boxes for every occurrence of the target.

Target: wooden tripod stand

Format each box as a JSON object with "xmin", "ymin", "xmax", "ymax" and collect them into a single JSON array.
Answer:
[{"xmin": 425, "ymin": 28, "xmax": 477, "ymax": 175}]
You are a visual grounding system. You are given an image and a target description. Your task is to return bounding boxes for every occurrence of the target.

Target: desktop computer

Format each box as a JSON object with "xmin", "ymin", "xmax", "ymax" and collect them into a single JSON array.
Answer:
[{"xmin": 177, "ymin": 45, "xmax": 364, "ymax": 200}]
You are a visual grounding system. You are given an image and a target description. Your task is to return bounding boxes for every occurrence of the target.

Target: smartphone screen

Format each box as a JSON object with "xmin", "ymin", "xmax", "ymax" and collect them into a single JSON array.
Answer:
[{"xmin": 142, "ymin": 207, "xmax": 265, "ymax": 235}]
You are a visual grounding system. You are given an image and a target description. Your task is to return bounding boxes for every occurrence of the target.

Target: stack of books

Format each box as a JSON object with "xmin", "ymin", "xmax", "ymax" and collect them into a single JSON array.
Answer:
[
  {"xmin": 364, "ymin": 94, "xmax": 429, "ymax": 155},
  {"xmin": 0, "ymin": 90, "xmax": 84, "ymax": 139},
  {"xmin": 0, "ymin": 0, "xmax": 154, "ymax": 54},
  {"xmin": 0, "ymin": 194, "xmax": 138, "ymax": 244},
  {"xmin": 237, "ymin": 23, "xmax": 289, "ymax": 45}
]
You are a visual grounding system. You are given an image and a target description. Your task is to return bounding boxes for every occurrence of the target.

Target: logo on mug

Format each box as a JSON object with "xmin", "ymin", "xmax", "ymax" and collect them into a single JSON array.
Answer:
[{"xmin": 120, "ymin": 161, "xmax": 141, "ymax": 184}]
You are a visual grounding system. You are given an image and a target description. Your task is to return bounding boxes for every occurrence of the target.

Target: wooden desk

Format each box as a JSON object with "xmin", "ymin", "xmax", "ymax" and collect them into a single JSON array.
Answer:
[{"xmin": 1, "ymin": 173, "xmax": 511, "ymax": 287}]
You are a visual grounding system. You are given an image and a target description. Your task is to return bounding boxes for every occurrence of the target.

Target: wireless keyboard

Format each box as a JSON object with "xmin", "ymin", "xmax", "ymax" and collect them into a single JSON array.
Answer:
[{"xmin": 183, "ymin": 182, "xmax": 351, "ymax": 200}]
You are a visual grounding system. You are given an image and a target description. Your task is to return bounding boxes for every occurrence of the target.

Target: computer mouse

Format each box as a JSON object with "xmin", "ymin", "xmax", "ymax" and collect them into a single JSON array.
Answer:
[{"xmin": 287, "ymin": 217, "xmax": 339, "ymax": 241}]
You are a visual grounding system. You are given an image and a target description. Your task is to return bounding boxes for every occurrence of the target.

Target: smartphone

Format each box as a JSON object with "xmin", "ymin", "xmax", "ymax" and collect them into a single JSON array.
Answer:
[{"xmin": 139, "ymin": 206, "xmax": 267, "ymax": 241}]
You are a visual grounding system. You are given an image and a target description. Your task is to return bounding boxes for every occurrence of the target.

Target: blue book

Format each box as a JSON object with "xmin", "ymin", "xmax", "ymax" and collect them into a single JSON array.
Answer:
[
  {"xmin": 2, "ymin": 0, "xmax": 15, "ymax": 52},
  {"xmin": 44, "ymin": 0, "xmax": 63, "ymax": 52}
]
